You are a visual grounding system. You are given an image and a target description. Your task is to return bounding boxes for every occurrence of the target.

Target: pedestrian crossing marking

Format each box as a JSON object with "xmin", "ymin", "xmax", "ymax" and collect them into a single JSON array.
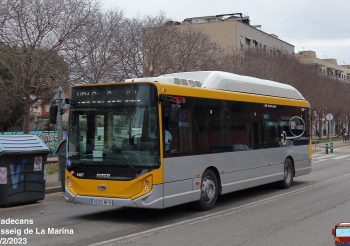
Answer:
[
  {"xmin": 332, "ymin": 155, "xmax": 350, "ymax": 160},
  {"xmin": 313, "ymin": 155, "xmax": 335, "ymax": 160},
  {"xmin": 313, "ymin": 159, "xmax": 327, "ymax": 163},
  {"xmin": 312, "ymin": 154, "xmax": 350, "ymax": 164}
]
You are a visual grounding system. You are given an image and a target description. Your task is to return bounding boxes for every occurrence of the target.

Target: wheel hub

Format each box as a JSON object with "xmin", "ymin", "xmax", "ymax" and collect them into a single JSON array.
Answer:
[
  {"xmin": 202, "ymin": 177, "xmax": 216, "ymax": 201},
  {"xmin": 285, "ymin": 165, "xmax": 292, "ymax": 184}
]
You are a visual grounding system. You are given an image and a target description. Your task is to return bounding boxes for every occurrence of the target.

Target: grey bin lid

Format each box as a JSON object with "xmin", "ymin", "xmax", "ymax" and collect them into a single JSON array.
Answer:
[{"xmin": 0, "ymin": 135, "xmax": 49, "ymax": 156}]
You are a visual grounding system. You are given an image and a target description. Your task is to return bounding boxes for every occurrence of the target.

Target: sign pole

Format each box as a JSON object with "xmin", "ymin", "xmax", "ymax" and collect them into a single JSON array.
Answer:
[
  {"xmin": 53, "ymin": 86, "xmax": 65, "ymax": 183},
  {"xmin": 326, "ymin": 113, "xmax": 333, "ymax": 145},
  {"xmin": 53, "ymin": 86, "xmax": 64, "ymax": 146}
]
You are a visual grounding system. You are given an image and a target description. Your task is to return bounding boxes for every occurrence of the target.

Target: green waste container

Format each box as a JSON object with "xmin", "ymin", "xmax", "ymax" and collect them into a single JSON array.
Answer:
[{"xmin": 0, "ymin": 135, "xmax": 49, "ymax": 207}]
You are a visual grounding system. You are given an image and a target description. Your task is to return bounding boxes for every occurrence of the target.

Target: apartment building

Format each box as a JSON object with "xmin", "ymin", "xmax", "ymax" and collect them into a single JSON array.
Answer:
[
  {"xmin": 296, "ymin": 51, "xmax": 350, "ymax": 83},
  {"xmin": 177, "ymin": 13, "xmax": 294, "ymax": 55}
]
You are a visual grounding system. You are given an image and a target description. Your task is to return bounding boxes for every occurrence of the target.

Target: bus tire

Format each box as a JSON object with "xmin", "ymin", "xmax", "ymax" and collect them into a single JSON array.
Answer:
[
  {"xmin": 280, "ymin": 158, "xmax": 294, "ymax": 189},
  {"xmin": 196, "ymin": 169, "xmax": 219, "ymax": 211}
]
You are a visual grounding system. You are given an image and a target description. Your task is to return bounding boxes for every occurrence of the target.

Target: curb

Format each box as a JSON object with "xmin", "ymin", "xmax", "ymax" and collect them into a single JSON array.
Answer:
[{"xmin": 45, "ymin": 186, "xmax": 62, "ymax": 194}]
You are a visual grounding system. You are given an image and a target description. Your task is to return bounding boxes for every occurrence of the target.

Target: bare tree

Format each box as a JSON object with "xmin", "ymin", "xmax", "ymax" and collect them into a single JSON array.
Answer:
[
  {"xmin": 67, "ymin": 9, "xmax": 125, "ymax": 83},
  {"xmin": 113, "ymin": 17, "xmax": 145, "ymax": 80},
  {"xmin": 71, "ymin": 13, "xmax": 224, "ymax": 81},
  {"xmin": 0, "ymin": 89, "xmax": 23, "ymax": 132},
  {"xmin": 0, "ymin": 0, "xmax": 98, "ymax": 132},
  {"xmin": 142, "ymin": 16, "xmax": 223, "ymax": 77}
]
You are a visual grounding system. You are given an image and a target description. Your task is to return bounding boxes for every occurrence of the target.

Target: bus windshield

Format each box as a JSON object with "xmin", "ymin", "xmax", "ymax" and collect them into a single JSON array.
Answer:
[{"xmin": 68, "ymin": 84, "xmax": 159, "ymax": 170}]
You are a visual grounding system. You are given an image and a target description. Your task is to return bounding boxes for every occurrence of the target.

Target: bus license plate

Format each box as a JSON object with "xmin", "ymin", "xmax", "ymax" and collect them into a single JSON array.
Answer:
[{"xmin": 91, "ymin": 198, "xmax": 113, "ymax": 206}]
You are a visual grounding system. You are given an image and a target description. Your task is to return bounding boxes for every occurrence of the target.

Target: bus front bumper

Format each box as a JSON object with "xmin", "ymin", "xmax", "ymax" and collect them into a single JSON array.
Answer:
[{"xmin": 64, "ymin": 184, "xmax": 164, "ymax": 209}]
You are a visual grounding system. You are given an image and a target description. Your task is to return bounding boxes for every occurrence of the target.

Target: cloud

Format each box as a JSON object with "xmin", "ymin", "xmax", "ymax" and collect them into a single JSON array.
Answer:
[{"xmin": 294, "ymin": 38, "xmax": 350, "ymax": 48}]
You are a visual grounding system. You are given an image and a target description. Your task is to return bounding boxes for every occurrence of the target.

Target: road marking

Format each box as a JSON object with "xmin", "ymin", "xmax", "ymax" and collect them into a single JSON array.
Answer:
[
  {"xmin": 89, "ymin": 172, "xmax": 350, "ymax": 246},
  {"xmin": 336, "ymin": 146, "xmax": 350, "ymax": 151},
  {"xmin": 313, "ymin": 155, "xmax": 335, "ymax": 160},
  {"xmin": 312, "ymin": 159, "xmax": 328, "ymax": 163},
  {"xmin": 313, "ymin": 155, "xmax": 350, "ymax": 164},
  {"xmin": 331, "ymin": 155, "xmax": 350, "ymax": 160}
]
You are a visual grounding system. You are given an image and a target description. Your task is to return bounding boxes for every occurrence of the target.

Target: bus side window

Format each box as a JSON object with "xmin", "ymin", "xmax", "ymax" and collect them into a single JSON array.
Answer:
[
  {"xmin": 162, "ymin": 99, "xmax": 193, "ymax": 157},
  {"xmin": 194, "ymin": 105, "xmax": 210, "ymax": 154},
  {"xmin": 162, "ymin": 102, "xmax": 177, "ymax": 155}
]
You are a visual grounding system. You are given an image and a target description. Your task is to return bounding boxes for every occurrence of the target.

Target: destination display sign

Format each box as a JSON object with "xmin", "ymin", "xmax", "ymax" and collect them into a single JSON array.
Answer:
[{"xmin": 72, "ymin": 84, "xmax": 157, "ymax": 107}]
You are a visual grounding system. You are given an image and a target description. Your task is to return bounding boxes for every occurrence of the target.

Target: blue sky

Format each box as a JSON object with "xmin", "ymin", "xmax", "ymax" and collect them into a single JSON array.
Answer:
[{"xmin": 101, "ymin": 0, "xmax": 350, "ymax": 64}]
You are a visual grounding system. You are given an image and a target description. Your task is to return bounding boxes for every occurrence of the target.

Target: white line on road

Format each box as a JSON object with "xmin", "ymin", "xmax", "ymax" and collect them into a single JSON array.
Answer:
[
  {"xmin": 331, "ymin": 155, "xmax": 350, "ymax": 160},
  {"xmin": 335, "ymin": 146, "xmax": 350, "ymax": 151},
  {"xmin": 89, "ymin": 172, "xmax": 350, "ymax": 246},
  {"xmin": 312, "ymin": 159, "xmax": 328, "ymax": 163},
  {"xmin": 313, "ymin": 155, "xmax": 335, "ymax": 160}
]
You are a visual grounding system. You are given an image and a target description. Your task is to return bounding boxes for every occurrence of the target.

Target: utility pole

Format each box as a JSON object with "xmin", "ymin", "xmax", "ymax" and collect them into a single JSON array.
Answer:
[
  {"xmin": 52, "ymin": 85, "xmax": 65, "ymax": 185},
  {"xmin": 53, "ymin": 86, "xmax": 65, "ymax": 145}
]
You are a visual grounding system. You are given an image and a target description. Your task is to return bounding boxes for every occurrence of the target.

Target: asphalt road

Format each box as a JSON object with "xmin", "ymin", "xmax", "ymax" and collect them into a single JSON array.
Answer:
[{"xmin": 1, "ymin": 146, "xmax": 350, "ymax": 246}]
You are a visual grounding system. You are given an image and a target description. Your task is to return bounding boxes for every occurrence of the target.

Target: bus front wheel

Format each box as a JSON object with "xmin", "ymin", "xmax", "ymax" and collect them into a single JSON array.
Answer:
[
  {"xmin": 197, "ymin": 169, "xmax": 219, "ymax": 210},
  {"xmin": 280, "ymin": 158, "xmax": 294, "ymax": 189}
]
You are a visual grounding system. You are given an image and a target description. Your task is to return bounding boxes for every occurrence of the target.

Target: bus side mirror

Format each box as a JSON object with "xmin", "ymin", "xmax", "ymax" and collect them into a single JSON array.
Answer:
[
  {"xmin": 49, "ymin": 104, "xmax": 58, "ymax": 124},
  {"xmin": 332, "ymin": 228, "xmax": 335, "ymax": 236}
]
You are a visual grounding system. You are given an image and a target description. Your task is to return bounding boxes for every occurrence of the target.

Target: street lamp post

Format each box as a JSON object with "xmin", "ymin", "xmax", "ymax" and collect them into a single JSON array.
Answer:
[
  {"xmin": 52, "ymin": 86, "xmax": 65, "ymax": 184},
  {"xmin": 53, "ymin": 86, "xmax": 65, "ymax": 145}
]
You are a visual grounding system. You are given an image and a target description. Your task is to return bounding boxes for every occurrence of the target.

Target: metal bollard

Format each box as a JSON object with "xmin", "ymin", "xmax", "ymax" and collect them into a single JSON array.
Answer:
[
  {"xmin": 330, "ymin": 142, "xmax": 334, "ymax": 153},
  {"xmin": 325, "ymin": 143, "xmax": 329, "ymax": 154}
]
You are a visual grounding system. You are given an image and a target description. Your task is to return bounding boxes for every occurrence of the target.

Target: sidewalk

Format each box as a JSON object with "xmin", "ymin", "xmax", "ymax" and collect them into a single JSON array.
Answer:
[
  {"xmin": 45, "ymin": 173, "xmax": 62, "ymax": 194},
  {"xmin": 46, "ymin": 157, "xmax": 62, "ymax": 194},
  {"xmin": 48, "ymin": 156, "xmax": 58, "ymax": 164}
]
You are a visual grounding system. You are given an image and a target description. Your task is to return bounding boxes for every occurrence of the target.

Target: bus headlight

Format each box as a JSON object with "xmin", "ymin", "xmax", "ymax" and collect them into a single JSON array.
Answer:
[
  {"xmin": 143, "ymin": 176, "xmax": 153, "ymax": 192},
  {"xmin": 66, "ymin": 176, "xmax": 72, "ymax": 187}
]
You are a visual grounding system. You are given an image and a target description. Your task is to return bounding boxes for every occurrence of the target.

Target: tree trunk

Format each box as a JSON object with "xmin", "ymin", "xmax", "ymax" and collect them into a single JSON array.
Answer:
[
  {"xmin": 22, "ymin": 104, "xmax": 31, "ymax": 133},
  {"xmin": 318, "ymin": 112, "xmax": 323, "ymax": 140}
]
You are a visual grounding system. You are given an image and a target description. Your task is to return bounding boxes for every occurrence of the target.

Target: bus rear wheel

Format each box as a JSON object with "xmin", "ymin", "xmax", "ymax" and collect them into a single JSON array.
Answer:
[
  {"xmin": 196, "ymin": 169, "xmax": 219, "ymax": 211},
  {"xmin": 280, "ymin": 158, "xmax": 294, "ymax": 189}
]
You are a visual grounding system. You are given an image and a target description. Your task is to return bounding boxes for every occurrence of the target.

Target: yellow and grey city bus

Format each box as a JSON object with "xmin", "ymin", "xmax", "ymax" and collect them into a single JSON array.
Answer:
[{"xmin": 65, "ymin": 71, "xmax": 311, "ymax": 210}]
